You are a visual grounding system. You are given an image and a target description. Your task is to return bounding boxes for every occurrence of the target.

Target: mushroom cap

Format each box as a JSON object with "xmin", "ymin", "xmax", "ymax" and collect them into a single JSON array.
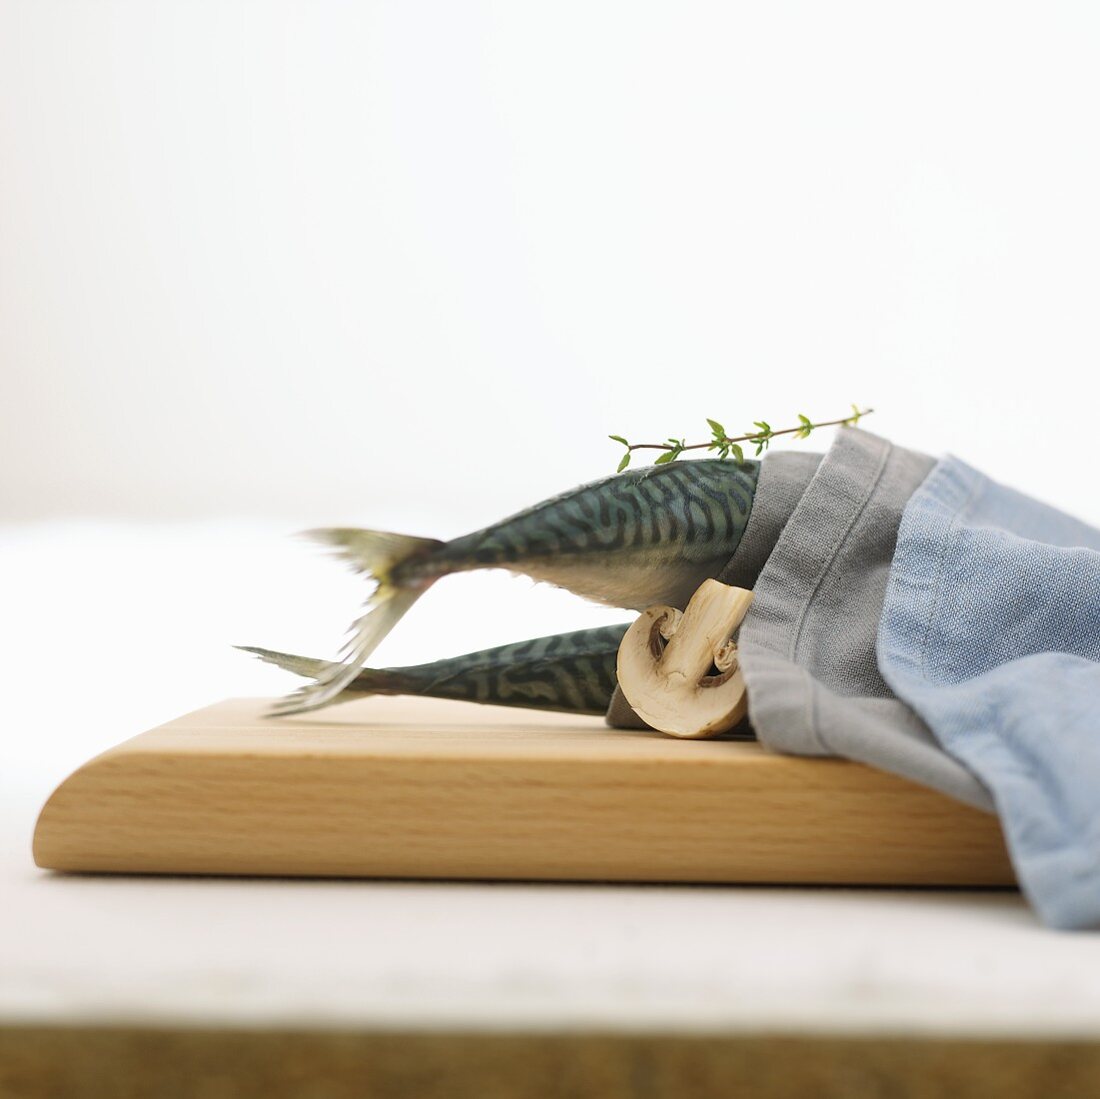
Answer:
[{"xmin": 616, "ymin": 580, "xmax": 753, "ymax": 739}]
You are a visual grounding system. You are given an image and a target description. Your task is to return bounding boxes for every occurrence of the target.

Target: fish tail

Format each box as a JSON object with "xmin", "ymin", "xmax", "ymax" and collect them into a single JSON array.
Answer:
[
  {"xmin": 236, "ymin": 645, "xmax": 413, "ymax": 699},
  {"xmin": 266, "ymin": 527, "xmax": 443, "ymax": 716},
  {"xmin": 306, "ymin": 528, "xmax": 443, "ymax": 578},
  {"xmin": 238, "ymin": 646, "xmax": 331, "ymax": 681}
]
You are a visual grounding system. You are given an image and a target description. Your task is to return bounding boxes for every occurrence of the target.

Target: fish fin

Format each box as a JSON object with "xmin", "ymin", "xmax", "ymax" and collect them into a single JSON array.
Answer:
[
  {"xmin": 302, "ymin": 528, "xmax": 443, "ymax": 577},
  {"xmin": 236, "ymin": 645, "xmax": 404, "ymax": 701},
  {"xmin": 235, "ymin": 646, "xmax": 336, "ymax": 683},
  {"xmin": 264, "ymin": 527, "xmax": 442, "ymax": 716},
  {"xmin": 266, "ymin": 584, "xmax": 427, "ymax": 716}
]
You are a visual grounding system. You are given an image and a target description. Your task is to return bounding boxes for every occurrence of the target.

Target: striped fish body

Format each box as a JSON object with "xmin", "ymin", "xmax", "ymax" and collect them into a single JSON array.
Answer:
[
  {"xmin": 262, "ymin": 458, "xmax": 759, "ymax": 715},
  {"xmin": 395, "ymin": 459, "xmax": 760, "ymax": 611},
  {"xmin": 243, "ymin": 624, "xmax": 628, "ymax": 715}
]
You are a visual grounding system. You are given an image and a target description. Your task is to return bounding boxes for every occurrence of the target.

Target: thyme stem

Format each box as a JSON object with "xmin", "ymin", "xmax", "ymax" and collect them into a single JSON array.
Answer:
[{"xmin": 609, "ymin": 406, "xmax": 873, "ymax": 472}]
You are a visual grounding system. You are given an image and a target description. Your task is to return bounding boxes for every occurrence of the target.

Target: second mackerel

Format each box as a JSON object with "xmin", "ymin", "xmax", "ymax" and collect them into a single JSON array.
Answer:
[{"xmin": 242, "ymin": 624, "xmax": 629, "ymax": 716}]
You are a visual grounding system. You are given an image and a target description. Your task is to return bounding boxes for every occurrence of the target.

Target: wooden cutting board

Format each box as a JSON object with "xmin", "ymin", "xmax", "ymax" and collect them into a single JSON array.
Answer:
[{"xmin": 32, "ymin": 696, "xmax": 1014, "ymax": 885}]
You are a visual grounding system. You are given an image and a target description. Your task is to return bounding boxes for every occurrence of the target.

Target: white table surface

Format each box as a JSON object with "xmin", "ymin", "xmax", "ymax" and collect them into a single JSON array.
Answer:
[{"xmin": 4, "ymin": 521, "xmax": 1100, "ymax": 1039}]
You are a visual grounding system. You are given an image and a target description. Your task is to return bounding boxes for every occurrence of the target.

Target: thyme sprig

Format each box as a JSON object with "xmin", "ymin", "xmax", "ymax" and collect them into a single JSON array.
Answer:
[{"xmin": 609, "ymin": 406, "xmax": 873, "ymax": 472}]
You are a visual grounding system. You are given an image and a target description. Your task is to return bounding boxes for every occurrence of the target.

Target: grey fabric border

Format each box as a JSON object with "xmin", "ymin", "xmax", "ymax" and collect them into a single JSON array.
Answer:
[
  {"xmin": 739, "ymin": 429, "xmax": 994, "ymax": 812},
  {"xmin": 715, "ymin": 450, "xmax": 824, "ymax": 591}
]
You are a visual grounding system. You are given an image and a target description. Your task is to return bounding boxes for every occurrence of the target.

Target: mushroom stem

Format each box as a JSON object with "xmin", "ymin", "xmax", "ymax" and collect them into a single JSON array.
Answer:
[{"xmin": 659, "ymin": 583, "xmax": 754, "ymax": 683}]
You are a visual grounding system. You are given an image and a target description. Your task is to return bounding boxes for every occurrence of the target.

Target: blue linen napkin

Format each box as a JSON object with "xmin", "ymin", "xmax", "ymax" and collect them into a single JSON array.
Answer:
[{"xmin": 878, "ymin": 456, "xmax": 1100, "ymax": 930}]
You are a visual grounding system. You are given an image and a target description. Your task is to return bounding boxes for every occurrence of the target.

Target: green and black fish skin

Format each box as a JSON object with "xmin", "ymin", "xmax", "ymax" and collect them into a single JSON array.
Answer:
[
  {"xmin": 399, "ymin": 458, "xmax": 760, "ymax": 611},
  {"xmin": 258, "ymin": 458, "xmax": 760, "ymax": 716},
  {"xmin": 241, "ymin": 624, "xmax": 629, "ymax": 716}
]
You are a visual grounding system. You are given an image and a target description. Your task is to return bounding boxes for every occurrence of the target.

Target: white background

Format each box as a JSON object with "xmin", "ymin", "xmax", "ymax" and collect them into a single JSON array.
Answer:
[
  {"xmin": 2, "ymin": 0, "xmax": 1099, "ymax": 741},
  {"xmin": 3, "ymin": 0, "xmax": 1098, "ymax": 528},
  {"xmin": 3, "ymin": 5, "xmax": 1100, "ymax": 1026}
]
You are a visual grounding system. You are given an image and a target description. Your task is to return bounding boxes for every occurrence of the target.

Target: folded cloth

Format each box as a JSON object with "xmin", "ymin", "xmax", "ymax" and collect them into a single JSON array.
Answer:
[
  {"xmin": 878, "ymin": 455, "xmax": 1100, "ymax": 930},
  {"xmin": 608, "ymin": 428, "xmax": 991, "ymax": 810},
  {"xmin": 607, "ymin": 427, "xmax": 1100, "ymax": 927},
  {"xmin": 730, "ymin": 429, "xmax": 993, "ymax": 811}
]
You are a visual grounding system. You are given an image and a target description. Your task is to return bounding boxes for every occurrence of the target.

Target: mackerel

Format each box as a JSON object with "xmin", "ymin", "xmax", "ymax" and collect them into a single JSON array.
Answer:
[
  {"xmin": 258, "ymin": 458, "xmax": 759, "ymax": 715},
  {"xmin": 241, "ymin": 624, "xmax": 628, "ymax": 715}
]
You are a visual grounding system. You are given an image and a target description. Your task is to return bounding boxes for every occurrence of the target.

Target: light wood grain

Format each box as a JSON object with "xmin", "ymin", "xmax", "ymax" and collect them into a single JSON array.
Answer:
[{"xmin": 33, "ymin": 696, "xmax": 1015, "ymax": 885}]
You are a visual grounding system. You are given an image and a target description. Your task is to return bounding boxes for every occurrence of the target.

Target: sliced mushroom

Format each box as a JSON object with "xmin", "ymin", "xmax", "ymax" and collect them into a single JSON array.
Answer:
[{"xmin": 616, "ymin": 579, "xmax": 754, "ymax": 739}]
